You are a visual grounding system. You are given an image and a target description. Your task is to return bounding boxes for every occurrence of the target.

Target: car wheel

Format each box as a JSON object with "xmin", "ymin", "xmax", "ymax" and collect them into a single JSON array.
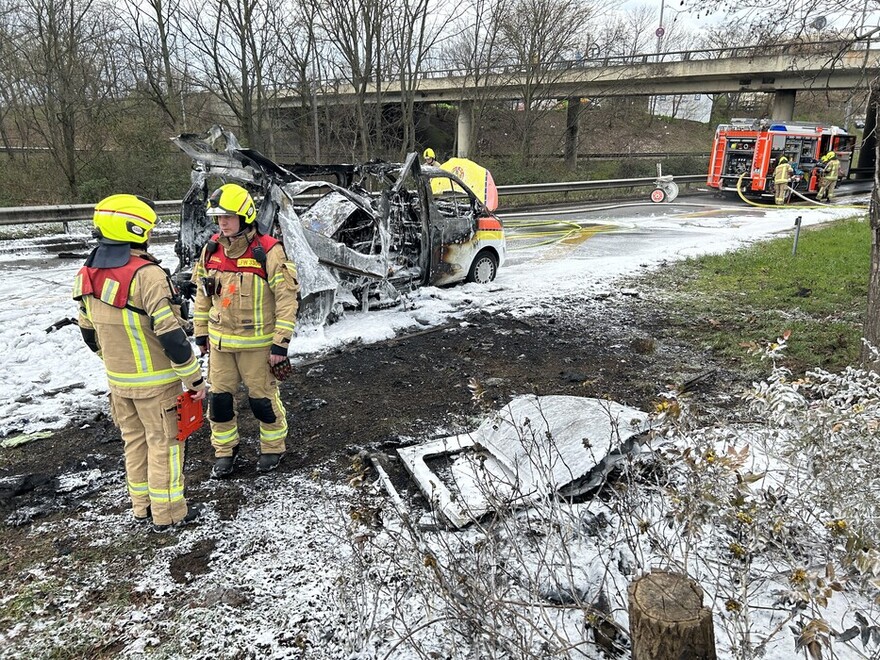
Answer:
[{"xmin": 467, "ymin": 250, "xmax": 498, "ymax": 284}]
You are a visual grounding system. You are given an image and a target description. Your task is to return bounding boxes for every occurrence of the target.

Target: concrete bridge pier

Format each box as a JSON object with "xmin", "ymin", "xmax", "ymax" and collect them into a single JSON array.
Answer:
[
  {"xmin": 564, "ymin": 97, "xmax": 580, "ymax": 170},
  {"xmin": 771, "ymin": 90, "xmax": 796, "ymax": 121},
  {"xmin": 456, "ymin": 101, "xmax": 473, "ymax": 158}
]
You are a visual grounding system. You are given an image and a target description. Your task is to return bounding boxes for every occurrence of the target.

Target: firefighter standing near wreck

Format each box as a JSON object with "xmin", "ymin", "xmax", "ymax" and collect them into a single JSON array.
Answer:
[
  {"xmin": 817, "ymin": 151, "xmax": 840, "ymax": 202},
  {"xmin": 773, "ymin": 156, "xmax": 793, "ymax": 205},
  {"xmin": 73, "ymin": 194, "xmax": 206, "ymax": 532},
  {"xmin": 191, "ymin": 183, "xmax": 300, "ymax": 478},
  {"xmin": 423, "ymin": 148, "xmax": 437, "ymax": 166}
]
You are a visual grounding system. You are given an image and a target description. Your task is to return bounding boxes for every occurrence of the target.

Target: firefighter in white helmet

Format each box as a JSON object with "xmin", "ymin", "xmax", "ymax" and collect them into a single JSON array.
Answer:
[
  {"xmin": 73, "ymin": 194, "xmax": 206, "ymax": 532},
  {"xmin": 191, "ymin": 183, "xmax": 300, "ymax": 478},
  {"xmin": 816, "ymin": 151, "xmax": 839, "ymax": 202},
  {"xmin": 773, "ymin": 156, "xmax": 793, "ymax": 205}
]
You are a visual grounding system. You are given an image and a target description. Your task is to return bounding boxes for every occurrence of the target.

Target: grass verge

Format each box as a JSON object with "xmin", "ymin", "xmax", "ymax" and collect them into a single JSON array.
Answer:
[{"xmin": 648, "ymin": 215, "xmax": 869, "ymax": 372}]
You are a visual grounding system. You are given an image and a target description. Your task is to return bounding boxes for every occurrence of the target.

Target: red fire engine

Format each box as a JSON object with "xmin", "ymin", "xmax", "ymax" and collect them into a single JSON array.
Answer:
[{"xmin": 707, "ymin": 119, "xmax": 856, "ymax": 197}]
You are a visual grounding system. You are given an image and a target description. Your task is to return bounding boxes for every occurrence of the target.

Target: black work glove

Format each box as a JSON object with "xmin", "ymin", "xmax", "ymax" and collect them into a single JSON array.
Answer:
[{"xmin": 178, "ymin": 280, "xmax": 198, "ymax": 299}]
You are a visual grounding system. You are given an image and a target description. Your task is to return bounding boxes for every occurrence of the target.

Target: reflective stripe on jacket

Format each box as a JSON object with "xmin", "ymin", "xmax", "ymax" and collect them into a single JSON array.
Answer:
[
  {"xmin": 191, "ymin": 230, "xmax": 300, "ymax": 352},
  {"xmin": 823, "ymin": 159, "xmax": 840, "ymax": 180},
  {"xmin": 773, "ymin": 163, "xmax": 793, "ymax": 185}
]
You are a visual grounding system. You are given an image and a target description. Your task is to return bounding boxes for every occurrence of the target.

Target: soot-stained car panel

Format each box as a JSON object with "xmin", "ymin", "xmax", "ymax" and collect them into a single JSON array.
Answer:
[{"xmin": 173, "ymin": 126, "xmax": 505, "ymax": 328}]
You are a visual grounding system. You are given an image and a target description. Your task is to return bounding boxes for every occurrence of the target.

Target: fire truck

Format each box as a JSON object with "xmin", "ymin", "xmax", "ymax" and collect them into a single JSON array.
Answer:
[{"xmin": 707, "ymin": 119, "xmax": 856, "ymax": 197}]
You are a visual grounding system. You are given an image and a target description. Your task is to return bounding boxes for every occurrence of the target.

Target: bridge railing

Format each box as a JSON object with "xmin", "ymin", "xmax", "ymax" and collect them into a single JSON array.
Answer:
[
  {"xmin": 0, "ymin": 176, "xmax": 709, "ymax": 229},
  {"xmin": 311, "ymin": 37, "xmax": 878, "ymax": 93}
]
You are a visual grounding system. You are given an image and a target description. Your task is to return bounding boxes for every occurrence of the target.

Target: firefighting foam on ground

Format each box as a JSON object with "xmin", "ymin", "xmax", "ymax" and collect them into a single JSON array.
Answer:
[{"xmin": 0, "ymin": 197, "xmax": 871, "ymax": 659}]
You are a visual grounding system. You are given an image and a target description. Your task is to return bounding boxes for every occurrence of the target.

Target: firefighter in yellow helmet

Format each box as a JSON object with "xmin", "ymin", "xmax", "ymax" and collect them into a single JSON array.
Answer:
[
  {"xmin": 773, "ymin": 155, "xmax": 793, "ymax": 205},
  {"xmin": 73, "ymin": 194, "xmax": 206, "ymax": 532},
  {"xmin": 423, "ymin": 148, "xmax": 437, "ymax": 166},
  {"xmin": 816, "ymin": 151, "xmax": 839, "ymax": 202},
  {"xmin": 191, "ymin": 183, "xmax": 300, "ymax": 477}
]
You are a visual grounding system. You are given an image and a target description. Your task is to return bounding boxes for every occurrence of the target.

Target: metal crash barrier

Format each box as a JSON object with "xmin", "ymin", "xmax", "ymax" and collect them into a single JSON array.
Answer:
[{"xmin": 0, "ymin": 176, "xmax": 708, "ymax": 230}]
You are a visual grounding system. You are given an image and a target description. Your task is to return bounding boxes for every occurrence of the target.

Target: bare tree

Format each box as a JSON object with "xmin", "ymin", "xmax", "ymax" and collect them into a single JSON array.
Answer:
[
  {"xmin": 119, "ymin": 0, "xmax": 188, "ymax": 131},
  {"xmin": 595, "ymin": 4, "xmax": 655, "ymax": 59},
  {"xmin": 179, "ymin": 0, "xmax": 287, "ymax": 153},
  {"xmin": 0, "ymin": 0, "xmax": 22, "ymax": 161},
  {"xmin": 497, "ymin": 0, "xmax": 594, "ymax": 163},
  {"xmin": 8, "ymin": 0, "xmax": 122, "ymax": 197},
  {"xmin": 309, "ymin": 0, "xmax": 391, "ymax": 159},
  {"xmin": 273, "ymin": 5, "xmax": 322, "ymax": 159},
  {"xmin": 386, "ymin": 0, "xmax": 451, "ymax": 156},
  {"xmin": 442, "ymin": 0, "xmax": 509, "ymax": 157}
]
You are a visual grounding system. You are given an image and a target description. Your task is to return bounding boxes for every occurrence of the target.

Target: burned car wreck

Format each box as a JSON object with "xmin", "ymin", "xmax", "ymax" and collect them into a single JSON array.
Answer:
[{"xmin": 172, "ymin": 126, "xmax": 506, "ymax": 327}]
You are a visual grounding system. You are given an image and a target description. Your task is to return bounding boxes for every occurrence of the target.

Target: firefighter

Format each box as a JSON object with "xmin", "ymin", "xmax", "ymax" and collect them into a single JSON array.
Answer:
[
  {"xmin": 73, "ymin": 194, "xmax": 206, "ymax": 533},
  {"xmin": 423, "ymin": 148, "xmax": 437, "ymax": 167},
  {"xmin": 773, "ymin": 156, "xmax": 793, "ymax": 205},
  {"xmin": 191, "ymin": 183, "xmax": 300, "ymax": 478},
  {"xmin": 817, "ymin": 151, "xmax": 840, "ymax": 202}
]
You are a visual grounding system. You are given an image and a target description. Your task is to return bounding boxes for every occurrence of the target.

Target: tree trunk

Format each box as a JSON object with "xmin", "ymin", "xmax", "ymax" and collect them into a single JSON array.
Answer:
[
  {"xmin": 628, "ymin": 571, "xmax": 717, "ymax": 660},
  {"xmin": 863, "ymin": 186, "xmax": 880, "ymax": 366},
  {"xmin": 862, "ymin": 87, "xmax": 880, "ymax": 367}
]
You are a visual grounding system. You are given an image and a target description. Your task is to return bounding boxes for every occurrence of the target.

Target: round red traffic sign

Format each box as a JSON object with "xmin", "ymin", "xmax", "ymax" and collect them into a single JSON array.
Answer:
[{"xmin": 655, "ymin": 26, "xmax": 665, "ymax": 38}]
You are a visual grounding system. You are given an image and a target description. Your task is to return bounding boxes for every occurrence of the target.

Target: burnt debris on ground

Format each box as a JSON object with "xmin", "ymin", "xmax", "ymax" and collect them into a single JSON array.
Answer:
[{"xmin": 0, "ymin": 291, "xmax": 740, "ymax": 545}]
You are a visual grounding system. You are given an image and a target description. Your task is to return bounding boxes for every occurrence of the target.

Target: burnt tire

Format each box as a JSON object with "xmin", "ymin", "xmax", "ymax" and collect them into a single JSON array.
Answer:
[{"xmin": 467, "ymin": 250, "xmax": 498, "ymax": 284}]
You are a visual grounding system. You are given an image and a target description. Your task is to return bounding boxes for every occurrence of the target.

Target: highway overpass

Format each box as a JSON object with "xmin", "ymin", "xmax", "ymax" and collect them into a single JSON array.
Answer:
[{"xmin": 277, "ymin": 39, "xmax": 879, "ymax": 160}]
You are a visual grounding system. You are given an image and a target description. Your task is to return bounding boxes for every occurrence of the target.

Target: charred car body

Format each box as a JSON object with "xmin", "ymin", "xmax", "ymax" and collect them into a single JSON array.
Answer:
[{"xmin": 172, "ymin": 126, "xmax": 506, "ymax": 327}]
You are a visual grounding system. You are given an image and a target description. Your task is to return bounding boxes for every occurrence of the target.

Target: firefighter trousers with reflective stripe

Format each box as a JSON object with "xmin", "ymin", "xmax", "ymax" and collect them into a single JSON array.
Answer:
[
  {"xmin": 208, "ymin": 347, "xmax": 287, "ymax": 458},
  {"xmin": 774, "ymin": 182, "xmax": 788, "ymax": 205},
  {"xmin": 110, "ymin": 384, "xmax": 189, "ymax": 526},
  {"xmin": 818, "ymin": 178, "xmax": 837, "ymax": 201}
]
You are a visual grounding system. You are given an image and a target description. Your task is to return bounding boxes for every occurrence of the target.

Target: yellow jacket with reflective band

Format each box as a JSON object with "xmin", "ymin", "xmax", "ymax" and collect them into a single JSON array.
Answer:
[
  {"xmin": 773, "ymin": 162, "xmax": 792, "ymax": 184},
  {"xmin": 822, "ymin": 158, "xmax": 840, "ymax": 180},
  {"xmin": 74, "ymin": 249, "xmax": 203, "ymax": 398},
  {"xmin": 191, "ymin": 231, "xmax": 300, "ymax": 352}
]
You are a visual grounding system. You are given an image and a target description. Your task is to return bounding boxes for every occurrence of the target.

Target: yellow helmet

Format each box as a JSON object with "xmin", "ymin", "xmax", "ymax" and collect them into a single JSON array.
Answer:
[
  {"xmin": 206, "ymin": 183, "xmax": 256, "ymax": 225},
  {"xmin": 92, "ymin": 194, "xmax": 157, "ymax": 244},
  {"xmin": 778, "ymin": 156, "xmax": 788, "ymax": 164},
  {"xmin": 826, "ymin": 151, "xmax": 836, "ymax": 160},
  {"xmin": 423, "ymin": 148, "xmax": 435, "ymax": 160}
]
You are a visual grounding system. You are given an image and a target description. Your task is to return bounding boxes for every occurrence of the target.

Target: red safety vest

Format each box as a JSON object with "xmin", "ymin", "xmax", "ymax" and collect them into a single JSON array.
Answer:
[
  {"xmin": 74, "ymin": 256, "xmax": 154, "ymax": 310},
  {"xmin": 204, "ymin": 233, "xmax": 280, "ymax": 279}
]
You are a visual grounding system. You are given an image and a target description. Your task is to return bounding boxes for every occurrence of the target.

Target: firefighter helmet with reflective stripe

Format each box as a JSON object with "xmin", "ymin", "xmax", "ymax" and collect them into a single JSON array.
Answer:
[
  {"xmin": 92, "ymin": 194, "xmax": 157, "ymax": 244},
  {"xmin": 206, "ymin": 183, "xmax": 257, "ymax": 225},
  {"xmin": 778, "ymin": 156, "xmax": 788, "ymax": 164},
  {"xmin": 423, "ymin": 148, "xmax": 435, "ymax": 160},
  {"xmin": 826, "ymin": 151, "xmax": 836, "ymax": 160}
]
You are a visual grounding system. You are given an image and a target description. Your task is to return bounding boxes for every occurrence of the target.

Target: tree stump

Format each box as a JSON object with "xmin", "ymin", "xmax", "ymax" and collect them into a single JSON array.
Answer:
[{"xmin": 628, "ymin": 571, "xmax": 717, "ymax": 660}]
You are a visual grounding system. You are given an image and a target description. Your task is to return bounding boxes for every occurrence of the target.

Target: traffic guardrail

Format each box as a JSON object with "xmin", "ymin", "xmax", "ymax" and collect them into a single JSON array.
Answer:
[
  {"xmin": 0, "ymin": 176, "xmax": 708, "ymax": 229},
  {"xmin": 0, "ymin": 200, "xmax": 182, "ymax": 229}
]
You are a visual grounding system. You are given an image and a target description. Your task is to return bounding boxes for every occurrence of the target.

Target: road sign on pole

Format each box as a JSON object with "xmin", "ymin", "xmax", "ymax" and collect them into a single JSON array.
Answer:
[{"xmin": 655, "ymin": 26, "xmax": 665, "ymax": 38}]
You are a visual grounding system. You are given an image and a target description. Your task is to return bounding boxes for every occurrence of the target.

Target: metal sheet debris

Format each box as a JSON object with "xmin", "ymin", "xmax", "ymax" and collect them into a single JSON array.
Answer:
[{"xmin": 398, "ymin": 395, "xmax": 651, "ymax": 528}]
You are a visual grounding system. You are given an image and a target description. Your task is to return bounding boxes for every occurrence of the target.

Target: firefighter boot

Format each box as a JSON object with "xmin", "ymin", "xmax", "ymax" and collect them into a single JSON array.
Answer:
[
  {"xmin": 256, "ymin": 452, "xmax": 285, "ymax": 473},
  {"xmin": 134, "ymin": 506, "xmax": 152, "ymax": 524},
  {"xmin": 211, "ymin": 445, "xmax": 240, "ymax": 479},
  {"xmin": 151, "ymin": 503, "xmax": 202, "ymax": 534}
]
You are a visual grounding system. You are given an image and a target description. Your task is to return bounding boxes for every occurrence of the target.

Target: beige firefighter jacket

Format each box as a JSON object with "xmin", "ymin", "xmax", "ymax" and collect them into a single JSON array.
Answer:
[
  {"xmin": 773, "ymin": 162, "xmax": 793, "ymax": 185},
  {"xmin": 822, "ymin": 158, "xmax": 840, "ymax": 181},
  {"xmin": 74, "ymin": 248, "xmax": 204, "ymax": 399},
  {"xmin": 191, "ymin": 229, "xmax": 300, "ymax": 352}
]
